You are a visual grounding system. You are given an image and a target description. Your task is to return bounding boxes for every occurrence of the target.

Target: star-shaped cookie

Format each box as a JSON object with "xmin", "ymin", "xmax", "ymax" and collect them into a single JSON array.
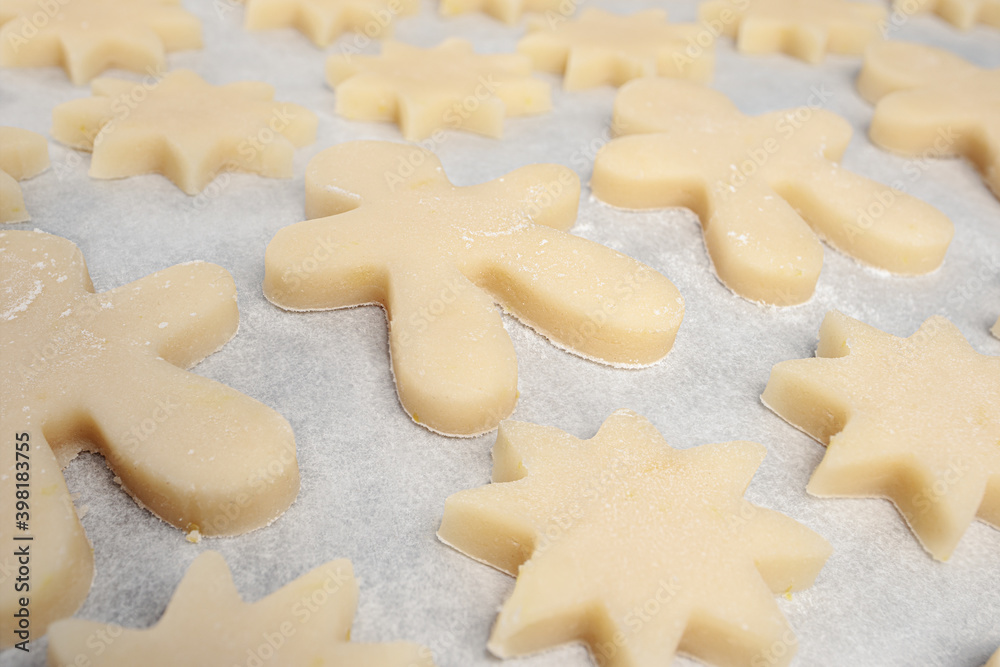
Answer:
[
  {"xmin": 592, "ymin": 78, "xmax": 954, "ymax": 306},
  {"xmin": 893, "ymin": 0, "xmax": 1000, "ymax": 29},
  {"xmin": 517, "ymin": 9, "xmax": 713, "ymax": 89},
  {"xmin": 265, "ymin": 141, "xmax": 684, "ymax": 437},
  {"xmin": 699, "ymin": 0, "xmax": 885, "ymax": 63},
  {"xmin": 762, "ymin": 311, "xmax": 1000, "ymax": 561},
  {"xmin": 987, "ymin": 647, "xmax": 1000, "ymax": 667},
  {"xmin": 48, "ymin": 551, "xmax": 434, "ymax": 666},
  {"xmin": 51, "ymin": 69, "xmax": 318, "ymax": 195},
  {"xmin": 439, "ymin": 0, "xmax": 561, "ymax": 24},
  {"xmin": 0, "ymin": 127, "xmax": 49, "ymax": 223},
  {"xmin": 325, "ymin": 38, "xmax": 551, "ymax": 140},
  {"xmin": 0, "ymin": 231, "xmax": 298, "ymax": 646},
  {"xmin": 0, "ymin": 0, "xmax": 201, "ymax": 85},
  {"xmin": 243, "ymin": 0, "xmax": 419, "ymax": 46},
  {"xmin": 857, "ymin": 41, "xmax": 1000, "ymax": 201},
  {"xmin": 438, "ymin": 409, "xmax": 831, "ymax": 666}
]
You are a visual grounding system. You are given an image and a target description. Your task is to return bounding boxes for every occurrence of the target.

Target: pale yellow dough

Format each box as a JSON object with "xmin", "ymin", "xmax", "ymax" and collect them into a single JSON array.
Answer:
[
  {"xmin": 243, "ymin": 0, "xmax": 419, "ymax": 46},
  {"xmin": 592, "ymin": 78, "xmax": 954, "ymax": 306},
  {"xmin": 994, "ymin": 316, "xmax": 1000, "ymax": 339},
  {"xmin": 762, "ymin": 311, "xmax": 1000, "ymax": 561},
  {"xmin": 439, "ymin": 0, "xmax": 560, "ymax": 24},
  {"xmin": 699, "ymin": 0, "xmax": 885, "ymax": 63},
  {"xmin": 517, "ymin": 9, "xmax": 713, "ymax": 90},
  {"xmin": 0, "ymin": 127, "xmax": 49, "ymax": 223},
  {"xmin": 0, "ymin": 231, "xmax": 299, "ymax": 647},
  {"xmin": 0, "ymin": 0, "xmax": 201, "ymax": 85},
  {"xmin": 987, "ymin": 647, "xmax": 1000, "ymax": 667},
  {"xmin": 438, "ymin": 409, "xmax": 831, "ymax": 667},
  {"xmin": 265, "ymin": 141, "xmax": 684, "ymax": 437},
  {"xmin": 48, "ymin": 551, "xmax": 435, "ymax": 666},
  {"xmin": 51, "ymin": 69, "xmax": 318, "ymax": 195},
  {"xmin": 326, "ymin": 39, "xmax": 550, "ymax": 140},
  {"xmin": 892, "ymin": 0, "xmax": 1000, "ymax": 29},
  {"xmin": 858, "ymin": 41, "xmax": 1000, "ymax": 201}
]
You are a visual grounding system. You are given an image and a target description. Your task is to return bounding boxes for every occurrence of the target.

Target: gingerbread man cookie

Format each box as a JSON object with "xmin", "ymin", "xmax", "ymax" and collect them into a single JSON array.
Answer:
[
  {"xmin": 326, "ymin": 39, "xmax": 550, "ymax": 140},
  {"xmin": 592, "ymin": 78, "xmax": 954, "ymax": 306},
  {"xmin": 517, "ymin": 9, "xmax": 714, "ymax": 89},
  {"xmin": 0, "ymin": 127, "xmax": 49, "ymax": 223},
  {"xmin": 265, "ymin": 141, "xmax": 684, "ymax": 437},
  {"xmin": 762, "ymin": 311, "xmax": 1000, "ymax": 561},
  {"xmin": 439, "ymin": 410, "xmax": 831, "ymax": 667},
  {"xmin": 243, "ymin": 0, "xmax": 419, "ymax": 46},
  {"xmin": 0, "ymin": 231, "xmax": 299, "ymax": 647},
  {"xmin": 0, "ymin": 0, "xmax": 201, "ymax": 85},
  {"xmin": 699, "ymin": 0, "xmax": 885, "ymax": 63},
  {"xmin": 858, "ymin": 41, "xmax": 1000, "ymax": 201},
  {"xmin": 52, "ymin": 69, "xmax": 317, "ymax": 195},
  {"xmin": 48, "ymin": 551, "xmax": 434, "ymax": 666},
  {"xmin": 892, "ymin": 0, "xmax": 1000, "ymax": 29}
]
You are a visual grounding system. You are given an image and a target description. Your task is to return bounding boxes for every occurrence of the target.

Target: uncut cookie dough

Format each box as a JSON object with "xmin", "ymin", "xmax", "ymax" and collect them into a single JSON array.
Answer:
[
  {"xmin": 762, "ymin": 311, "xmax": 1000, "ymax": 561},
  {"xmin": 858, "ymin": 41, "xmax": 1000, "ymax": 201},
  {"xmin": 48, "ymin": 551, "xmax": 435, "ymax": 666},
  {"xmin": 0, "ymin": 127, "xmax": 49, "ymax": 223},
  {"xmin": 438, "ymin": 410, "xmax": 831, "ymax": 667},
  {"xmin": 592, "ymin": 78, "xmax": 954, "ymax": 306},
  {"xmin": 243, "ymin": 0, "xmax": 419, "ymax": 46},
  {"xmin": 699, "ymin": 0, "xmax": 885, "ymax": 63},
  {"xmin": 326, "ymin": 39, "xmax": 550, "ymax": 140},
  {"xmin": 265, "ymin": 141, "xmax": 684, "ymax": 437},
  {"xmin": 0, "ymin": 0, "xmax": 201, "ymax": 85},
  {"xmin": 517, "ymin": 9, "xmax": 713, "ymax": 89},
  {"xmin": 52, "ymin": 69, "xmax": 317, "ymax": 195},
  {"xmin": 0, "ymin": 231, "xmax": 299, "ymax": 647}
]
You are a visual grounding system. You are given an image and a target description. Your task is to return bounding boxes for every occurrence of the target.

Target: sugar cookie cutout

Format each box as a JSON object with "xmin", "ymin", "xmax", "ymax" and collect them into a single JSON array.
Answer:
[
  {"xmin": 699, "ymin": 0, "xmax": 885, "ymax": 63},
  {"xmin": 51, "ymin": 69, "xmax": 318, "ymax": 195},
  {"xmin": 987, "ymin": 647, "xmax": 1000, "ymax": 667},
  {"xmin": 592, "ymin": 78, "xmax": 954, "ymax": 306},
  {"xmin": 762, "ymin": 311, "xmax": 1000, "ymax": 561},
  {"xmin": 858, "ymin": 41, "xmax": 1000, "ymax": 201},
  {"xmin": 265, "ymin": 141, "xmax": 684, "ymax": 437},
  {"xmin": 439, "ymin": 0, "xmax": 560, "ymax": 24},
  {"xmin": 0, "ymin": 127, "xmax": 49, "ymax": 223},
  {"xmin": 517, "ymin": 9, "xmax": 714, "ymax": 89},
  {"xmin": 48, "ymin": 551, "xmax": 435, "ymax": 666},
  {"xmin": 326, "ymin": 39, "xmax": 551, "ymax": 140},
  {"xmin": 0, "ymin": 0, "xmax": 201, "ymax": 85},
  {"xmin": 892, "ymin": 0, "xmax": 1000, "ymax": 29},
  {"xmin": 0, "ymin": 231, "xmax": 299, "ymax": 647},
  {"xmin": 438, "ymin": 409, "xmax": 831, "ymax": 667},
  {"xmin": 243, "ymin": 0, "xmax": 419, "ymax": 46},
  {"xmin": 993, "ymin": 316, "xmax": 1000, "ymax": 339}
]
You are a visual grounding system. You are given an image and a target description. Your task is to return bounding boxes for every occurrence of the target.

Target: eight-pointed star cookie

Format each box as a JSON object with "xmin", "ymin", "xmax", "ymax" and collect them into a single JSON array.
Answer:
[
  {"xmin": 592, "ymin": 78, "xmax": 954, "ymax": 306},
  {"xmin": 0, "ymin": 127, "xmax": 49, "ymax": 223},
  {"xmin": 264, "ymin": 141, "xmax": 684, "ymax": 437},
  {"xmin": 699, "ymin": 0, "xmax": 885, "ymax": 63},
  {"xmin": 51, "ymin": 69, "xmax": 318, "ymax": 195},
  {"xmin": 243, "ymin": 0, "xmax": 419, "ymax": 47},
  {"xmin": 438, "ymin": 0, "xmax": 560, "ymax": 25},
  {"xmin": 48, "ymin": 551, "xmax": 435, "ymax": 666},
  {"xmin": 762, "ymin": 311, "xmax": 1000, "ymax": 561},
  {"xmin": 892, "ymin": 0, "xmax": 1000, "ymax": 29},
  {"xmin": 438, "ymin": 409, "xmax": 831, "ymax": 667},
  {"xmin": 325, "ymin": 39, "xmax": 551, "ymax": 140},
  {"xmin": 0, "ymin": 231, "xmax": 299, "ymax": 647},
  {"xmin": 0, "ymin": 0, "xmax": 201, "ymax": 85},
  {"xmin": 857, "ymin": 41, "xmax": 1000, "ymax": 201},
  {"xmin": 516, "ymin": 9, "xmax": 714, "ymax": 90}
]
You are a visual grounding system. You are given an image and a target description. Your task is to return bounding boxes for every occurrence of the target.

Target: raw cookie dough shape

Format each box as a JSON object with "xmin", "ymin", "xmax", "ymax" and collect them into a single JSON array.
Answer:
[
  {"xmin": 698, "ymin": 0, "xmax": 885, "ymax": 63},
  {"xmin": 48, "ymin": 551, "xmax": 434, "ymax": 666},
  {"xmin": 0, "ymin": 231, "xmax": 299, "ymax": 647},
  {"xmin": 0, "ymin": 127, "xmax": 49, "ymax": 223},
  {"xmin": 0, "ymin": 0, "xmax": 201, "ymax": 85},
  {"xmin": 517, "ymin": 9, "xmax": 714, "ymax": 89},
  {"xmin": 438, "ymin": 409, "xmax": 832, "ymax": 667},
  {"xmin": 857, "ymin": 41, "xmax": 1000, "ymax": 201},
  {"xmin": 51, "ymin": 69, "xmax": 318, "ymax": 195},
  {"xmin": 264, "ymin": 141, "xmax": 684, "ymax": 437},
  {"xmin": 438, "ymin": 0, "xmax": 560, "ymax": 25},
  {"xmin": 891, "ymin": 0, "xmax": 1000, "ymax": 29},
  {"xmin": 993, "ymin": 316, "xmax": 1000, "ymax": 339},
  {"xmin": 762, "ymin": 311, "xmax": 1000, "ymax": 561},
  {"xmin": 243, "ymin": 0, "xmax": 419, "ymax": 47},
  {"xmin": 326, "ymin": 39, "xmax": 551, "ymax": 141},
  {"xmin": 987, "ymin": 647, "xmax": 1000, "ymax": 667},
  {"xmin": 592, "ymin": 78, "xmax": 954, "ymax": 306}
]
